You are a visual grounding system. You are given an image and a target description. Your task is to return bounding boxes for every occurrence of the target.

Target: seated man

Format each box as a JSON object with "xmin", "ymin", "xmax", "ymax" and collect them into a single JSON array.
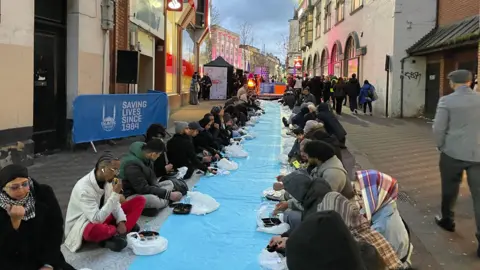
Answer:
[
  {"xmin": 194, "ymin": 117, "xmax": 223, "ymax": 157},
  {"xmin": 303, "ymin": 140, "xmax": 354, "ymax": 199},
  {"xmin": 145, "ymin": 123, "xmax": 174, "ymax": 178},
  {"xmin": 288, "ymin": 128, "xmax": 304, "ymax": 162},
  {"xmin": 167, "ymin": 121, "xmax": 210, "ymax": 179},
  {"xmin": 120, "ymin": 140, "xmax": 183, "ymax": 217},
  {"xmin": 64, "ymin": 154, "xmax": 146, "ymax": 253}
]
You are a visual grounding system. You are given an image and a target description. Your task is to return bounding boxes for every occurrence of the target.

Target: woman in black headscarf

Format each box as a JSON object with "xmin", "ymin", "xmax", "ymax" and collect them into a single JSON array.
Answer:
[
  {"xmin": 0, "ymin": 164, "xmax": 74, "ymax": 270},
  {"xmin": 286, "ymin": 211, "xmax": 366, "ymax": 270},
  {"xmin": 193, "ymin": 116, "xmax": 223, "ymax": 155},
  {"xmin": 291, "ymin": 106, "xmax": 310, "ymax": 129}
]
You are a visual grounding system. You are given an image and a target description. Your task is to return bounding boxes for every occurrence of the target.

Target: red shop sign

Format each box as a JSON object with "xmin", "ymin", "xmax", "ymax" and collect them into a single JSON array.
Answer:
[
  {"xmin": 294, "ymin": 59, "xmax": 303, "ymax": 69},
  {"xmin": 166, "ymin": 0, "xmax": 183, "ymax": 11}
]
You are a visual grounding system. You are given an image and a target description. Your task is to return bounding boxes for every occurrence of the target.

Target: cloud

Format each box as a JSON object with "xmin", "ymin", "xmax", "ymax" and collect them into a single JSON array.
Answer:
[{"xmin": 213, "ymin": 0, "xmax": 295, "ymax": 59}]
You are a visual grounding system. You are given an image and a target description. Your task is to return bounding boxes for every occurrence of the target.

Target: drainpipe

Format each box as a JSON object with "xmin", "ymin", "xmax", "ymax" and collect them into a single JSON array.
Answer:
[
  {"xmin": 102, "ymin": 30, "xmax": 110, "ymax": 94},
  {"xmin": 400, "ymin": 56, "xmax": 411, "ymax": 118}
]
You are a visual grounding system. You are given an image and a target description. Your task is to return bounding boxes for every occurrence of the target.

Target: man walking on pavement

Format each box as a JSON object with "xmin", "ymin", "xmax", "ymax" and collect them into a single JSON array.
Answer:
[{"xmin": 433, "ymin": 69, "xmax": 480, "ymax": 256}]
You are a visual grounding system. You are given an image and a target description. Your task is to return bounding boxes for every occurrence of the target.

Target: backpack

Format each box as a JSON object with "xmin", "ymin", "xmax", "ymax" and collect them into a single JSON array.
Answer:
[{"xmin": 367, "ymin": 85, "xmax": 377, "ymax": 100}]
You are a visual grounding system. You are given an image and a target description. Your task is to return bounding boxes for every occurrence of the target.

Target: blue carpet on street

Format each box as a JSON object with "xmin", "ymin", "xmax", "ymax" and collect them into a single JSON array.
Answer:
[{"xmin": 129, "ymin": 102, "xmax": 282, "ymax": 270}]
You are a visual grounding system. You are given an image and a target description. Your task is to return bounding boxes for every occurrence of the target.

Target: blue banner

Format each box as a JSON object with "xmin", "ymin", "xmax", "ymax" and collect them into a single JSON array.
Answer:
[{"xmin": 73, "ymin": 93, "xmax": 168, "ymax": 144}]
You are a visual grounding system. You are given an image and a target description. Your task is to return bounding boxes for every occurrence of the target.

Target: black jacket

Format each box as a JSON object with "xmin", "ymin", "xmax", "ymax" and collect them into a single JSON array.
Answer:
[
  {"xmin": 193, "ymin": 130, "xmax": 221, "ymax": 154},
  {"xmin": 347, "ymin": 78, "xmax": 361, "ymax": 97},
  {"xmin": 0, "ymin": 180, "xmax": 71, "ymax": 270},
  {"xmin": 167, "ymin": 134, "xmax": 208, "ymax": 172},
  {"xmin": 153, "ymin": 152, "xmax": 168, "ymax": 178},
  {"xmin": 316, "ymin": 103, "xmax": 347, "ymax": 141}
]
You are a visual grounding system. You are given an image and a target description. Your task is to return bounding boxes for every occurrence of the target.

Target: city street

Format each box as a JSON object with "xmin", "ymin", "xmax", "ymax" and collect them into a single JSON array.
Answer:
[{"xmin": 339, "ymin": 110, "xmax": 480, "ymax": 270}]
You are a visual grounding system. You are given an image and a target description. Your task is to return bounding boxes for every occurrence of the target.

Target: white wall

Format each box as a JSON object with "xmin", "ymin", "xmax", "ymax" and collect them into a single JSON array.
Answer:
[
  {"xmin": 66, "ymin": 0, "xmax": 106, "ymax": 119},
  {"xmin": 402, "ymin": 57, "xmax": 427, "ymax": 116},
  {"xmin": 304, "ymin": 0, "xmax": 436, "ymax": 117},
  {"xmin": 390, "ymin": 0, "xmax": 437, "ymax": 117},
  {"xmin": 304, "ymin": 0, "xmax": 396, "ymax": 116}
]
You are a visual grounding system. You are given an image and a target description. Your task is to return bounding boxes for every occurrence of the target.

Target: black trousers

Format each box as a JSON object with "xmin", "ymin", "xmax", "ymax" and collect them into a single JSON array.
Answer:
[
  {"xmin": 202, "ymin": 87, "xmax": 210, "ymax": 100},
  {"xmin": 440, "ymin": 152, "xmax": 480, "ymax": 238},
  {"xmin": 348, "ymin": 95, "xmax": 358, "ymax": 112},
  {"xmin": 335, "ymin": 97, "xmax": 344, "ymax": 115},
  {"xmin": 363, "ymin": 101, "xmax": 372, "ymax": 113}
]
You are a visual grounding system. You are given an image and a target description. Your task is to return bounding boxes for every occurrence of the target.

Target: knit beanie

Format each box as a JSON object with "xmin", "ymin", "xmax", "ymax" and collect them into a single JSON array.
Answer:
[
  {"xmin": 174, "ymin": 121, "xmax": 188, "ymax": 134},
  {"xmin": 0, "ymin": 164, "xmax": 29, "ymax": 188}
]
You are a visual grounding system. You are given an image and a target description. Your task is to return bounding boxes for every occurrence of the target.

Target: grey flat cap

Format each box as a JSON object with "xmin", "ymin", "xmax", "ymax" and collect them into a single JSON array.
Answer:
[
  {"xmin": 174, "ymin": 121, "xmax": 188, "ymax": 134},
  {"xmin": 447, "ymin": 69, "xmax": 472, "ymax": 84}
]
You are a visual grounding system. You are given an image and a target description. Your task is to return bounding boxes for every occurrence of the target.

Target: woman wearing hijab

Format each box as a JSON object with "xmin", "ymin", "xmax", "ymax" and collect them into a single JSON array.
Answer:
[
  {"xmin": 356, "ymin": 170, "xmax": 412, "ymax": 264},
  {"xmin": 318, "ymin": 192, "xmax": 405, "ymax": 270},
  {"xmin": 0, "ymin": 164, "xmax": 73, "ymax": 270},
  {"xmin": 316, "ymin": 102, "xmax": 347, "ymax": 147},
  {"xmin": 286, "ymin": 211, "xmax": 366, "ymax": 270}
]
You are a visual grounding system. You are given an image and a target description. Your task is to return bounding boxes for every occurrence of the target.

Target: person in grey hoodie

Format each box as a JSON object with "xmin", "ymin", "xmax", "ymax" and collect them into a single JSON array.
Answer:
[{"xmin": 303, "ymin": 140, "xmax": 354, "ymax": 199}]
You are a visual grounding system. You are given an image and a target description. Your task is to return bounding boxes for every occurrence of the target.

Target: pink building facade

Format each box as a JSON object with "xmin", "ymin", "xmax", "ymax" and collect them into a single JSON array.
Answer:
[{"xmin": 210, "ymin": 25, "xmax": 242, "ymax": 69}]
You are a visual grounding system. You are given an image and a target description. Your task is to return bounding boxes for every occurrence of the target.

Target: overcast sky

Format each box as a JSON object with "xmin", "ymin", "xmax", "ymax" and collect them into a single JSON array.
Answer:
[{"xmin": 213, "ymin": 0, "xmax": 296, "ymax": 60}]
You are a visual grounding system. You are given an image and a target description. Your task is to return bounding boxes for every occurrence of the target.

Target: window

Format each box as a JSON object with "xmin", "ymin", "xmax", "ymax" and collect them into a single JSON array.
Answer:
[
  {"xmin": 336, "ymin": 0, "xmax": 345, "ymax": 23},
  {"xmin": 324, "ymin": 2, "xmax": 331, "ymax": 32},
  {"xmin": 352, "ymin": 0, "xmax": 362, "ymax": 11},
  {"xmin": 315, "ymin": 3, "xmax": 322, "ymax": 38},
  {"xmin": 300, "ymin": 19, "xmax": 306, "ymax": 48}
]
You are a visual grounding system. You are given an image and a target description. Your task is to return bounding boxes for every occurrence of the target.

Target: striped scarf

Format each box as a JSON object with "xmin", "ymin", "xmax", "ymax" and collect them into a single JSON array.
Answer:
[
  {"xmin": 318, "ymin": 192, "xmax": 403, "ymax": 269},
  {"xmin": 356, "ymin": 170, "xmax": 398, "ymax": 221},
  {"xmin": 0, "ymin": 179, "xmax": 36, "ymax": 221}
]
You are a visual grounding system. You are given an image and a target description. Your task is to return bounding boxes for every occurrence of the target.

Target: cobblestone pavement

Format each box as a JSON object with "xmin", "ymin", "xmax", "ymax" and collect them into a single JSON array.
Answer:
[{"xmin": 339, "ymin": 109, "xmax": 479, "ymax": 269}]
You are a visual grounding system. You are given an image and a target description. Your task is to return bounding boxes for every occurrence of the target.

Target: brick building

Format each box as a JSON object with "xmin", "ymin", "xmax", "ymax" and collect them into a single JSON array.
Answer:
[
  {"xmin": 407, "ymin": 0, "xmax": 479, "ymax": 117},
  {"xmin": 210, "ymin": 25, "xmax": 242, "ymax": 69}
]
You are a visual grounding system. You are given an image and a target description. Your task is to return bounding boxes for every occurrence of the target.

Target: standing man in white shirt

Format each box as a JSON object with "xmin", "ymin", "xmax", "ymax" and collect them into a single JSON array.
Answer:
[{"xmin": 64, "ymin": 154, "xmax": 146, "ymax": 253}]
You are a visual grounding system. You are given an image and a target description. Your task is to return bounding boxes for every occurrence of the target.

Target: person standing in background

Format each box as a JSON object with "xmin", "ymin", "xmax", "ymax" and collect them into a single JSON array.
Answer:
[
  {"xmin": 333, "ymin": 77, "xmax": 347, "ymax": 115},
  {"xmin": 200, "ymin": 72, "xmax": 212, "ymax": 101},
  {"xmin": 433, "ymin": 69, "xmax": 480, "ymax": 257},
  {"xmin": 347, "ymin": 73, "xmax": 361, "ymax": 114}
]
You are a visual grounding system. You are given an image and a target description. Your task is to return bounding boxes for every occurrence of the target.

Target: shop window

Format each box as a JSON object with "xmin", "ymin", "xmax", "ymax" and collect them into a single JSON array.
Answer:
[
  {"xmin": 324, "ymin": 2, "xmax": 332, "ymax": 33},
  {"xmin": 336, "ymin": 0, "xmax": 345, "ymax": 24},
  {"xmin": 352, "ymin": 0, "xmax": 363, "ymax": 12},
  {"xmin": 315, "ymin": 3, "xmax": 322, "ymax": 39},
  {"xmin": 344, "ymin": 37, "xmax": 358, "ymax": 77},
  {"xmin": 165, "ymin": 12, "xmax": 178, "ymax": 94},
  {"xmin": 331, "ymin": 44, "xmax": 341, "ymax": 77},
  {"xmin": 321, "ymin": 50, "xmax": 329, "ymax": 76},
  {"xmin": 181, "ymin": 30, "xmax": 195, "ymax": 93}
]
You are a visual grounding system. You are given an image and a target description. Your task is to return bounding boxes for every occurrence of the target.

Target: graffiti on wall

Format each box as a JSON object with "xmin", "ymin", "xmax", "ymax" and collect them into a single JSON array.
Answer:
[{"xmin": 404, "ymin": 71, "xmax": 421, "ymax": 80}]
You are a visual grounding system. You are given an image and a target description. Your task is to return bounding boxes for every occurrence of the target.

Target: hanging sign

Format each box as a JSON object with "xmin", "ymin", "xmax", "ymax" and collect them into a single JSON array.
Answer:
[
  {"xmin": 167, "ymin": 0, "xmax": 183, "ymax": 11},
  {"xmin": 294, "ymin": 58, "xmax": 303, "ymax": 69}
]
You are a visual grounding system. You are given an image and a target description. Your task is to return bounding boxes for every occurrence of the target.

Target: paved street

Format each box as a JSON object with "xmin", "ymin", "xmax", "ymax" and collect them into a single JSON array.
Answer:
[{"xmin": 339, "ymin": 109, "xmax": 479, "ymax": 269}]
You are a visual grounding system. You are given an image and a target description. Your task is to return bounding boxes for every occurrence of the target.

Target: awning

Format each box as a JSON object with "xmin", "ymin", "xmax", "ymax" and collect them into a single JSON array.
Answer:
[{"xmin": 407, "ymin": 15, "xmax": 479, "ymax": 56}]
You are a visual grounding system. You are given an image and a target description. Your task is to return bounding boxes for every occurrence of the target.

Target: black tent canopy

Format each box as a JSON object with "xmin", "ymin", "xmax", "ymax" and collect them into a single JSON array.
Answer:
[{"xmin": 204, "ymin": 57, "xmax": 234, "ymax": 98}]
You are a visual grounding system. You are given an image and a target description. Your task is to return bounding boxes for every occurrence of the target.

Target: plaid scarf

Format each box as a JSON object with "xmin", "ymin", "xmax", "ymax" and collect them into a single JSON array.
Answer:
[
  {"xmin": 356, "ymin": 170, "xmax": 398, "ymax": 221},
  {"xmin": 0, "ymin": 179, "xmax": 36, "ymax": 221},
  {"xmin": 318, "ymin": 192, "xmax": 403, "ymax": 269}
]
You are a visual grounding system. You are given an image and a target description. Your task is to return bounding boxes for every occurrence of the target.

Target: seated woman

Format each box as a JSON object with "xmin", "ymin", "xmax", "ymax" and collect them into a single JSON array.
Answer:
[
  {"xmin": 145, "ymin": 124, "xmax": 175, "ymax": 179},
  {"xmin": 356, "ymin": 170, "xmax": 412, "ymax": 265},
  {"xmin": 318, "ymin": 192, "xmax": 406, "ymax": 270},
  {"xmin": 316, "ymin": 102, "xmax": 347, "ymax": 147},
  {"xmin": 285, "ymin": 211, "xmax": 366, "ymax": 270},
  {"xmin": 0, "ymin": 164, "xmax": 73, "ymax": 270},
  {"xmin": 303, "ymin": 140, "xmax": 354, "ymax": 199},
  {"xmin": 210, "ymin": 106, "xmax": 231, "ymax": 146}
]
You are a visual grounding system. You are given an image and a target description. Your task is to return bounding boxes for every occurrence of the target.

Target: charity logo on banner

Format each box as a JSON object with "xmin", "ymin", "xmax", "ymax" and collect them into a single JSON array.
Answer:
[
  {"xmin": 204, "ymin": 66, "xmax": 228, "ymax": 100},
  {"xmin": 73, "ymin": 93, "xmax": 168, "ymax": 144}
]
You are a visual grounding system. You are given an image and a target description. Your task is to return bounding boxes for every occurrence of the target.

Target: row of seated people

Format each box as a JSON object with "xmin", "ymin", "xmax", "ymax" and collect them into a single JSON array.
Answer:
[
  {"xmin": 0, "ymin": 94, "xmax": 264, "ymax": 269},
  {"xmin": 270, "ymin": 96, "xmax": 413, "ymax": 269}
]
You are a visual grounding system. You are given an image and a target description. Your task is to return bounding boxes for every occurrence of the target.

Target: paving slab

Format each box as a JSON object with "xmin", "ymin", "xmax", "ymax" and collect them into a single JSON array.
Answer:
[{"xmin": 340, "ymin": 110, "xmax": 479, "ymax": 269}]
